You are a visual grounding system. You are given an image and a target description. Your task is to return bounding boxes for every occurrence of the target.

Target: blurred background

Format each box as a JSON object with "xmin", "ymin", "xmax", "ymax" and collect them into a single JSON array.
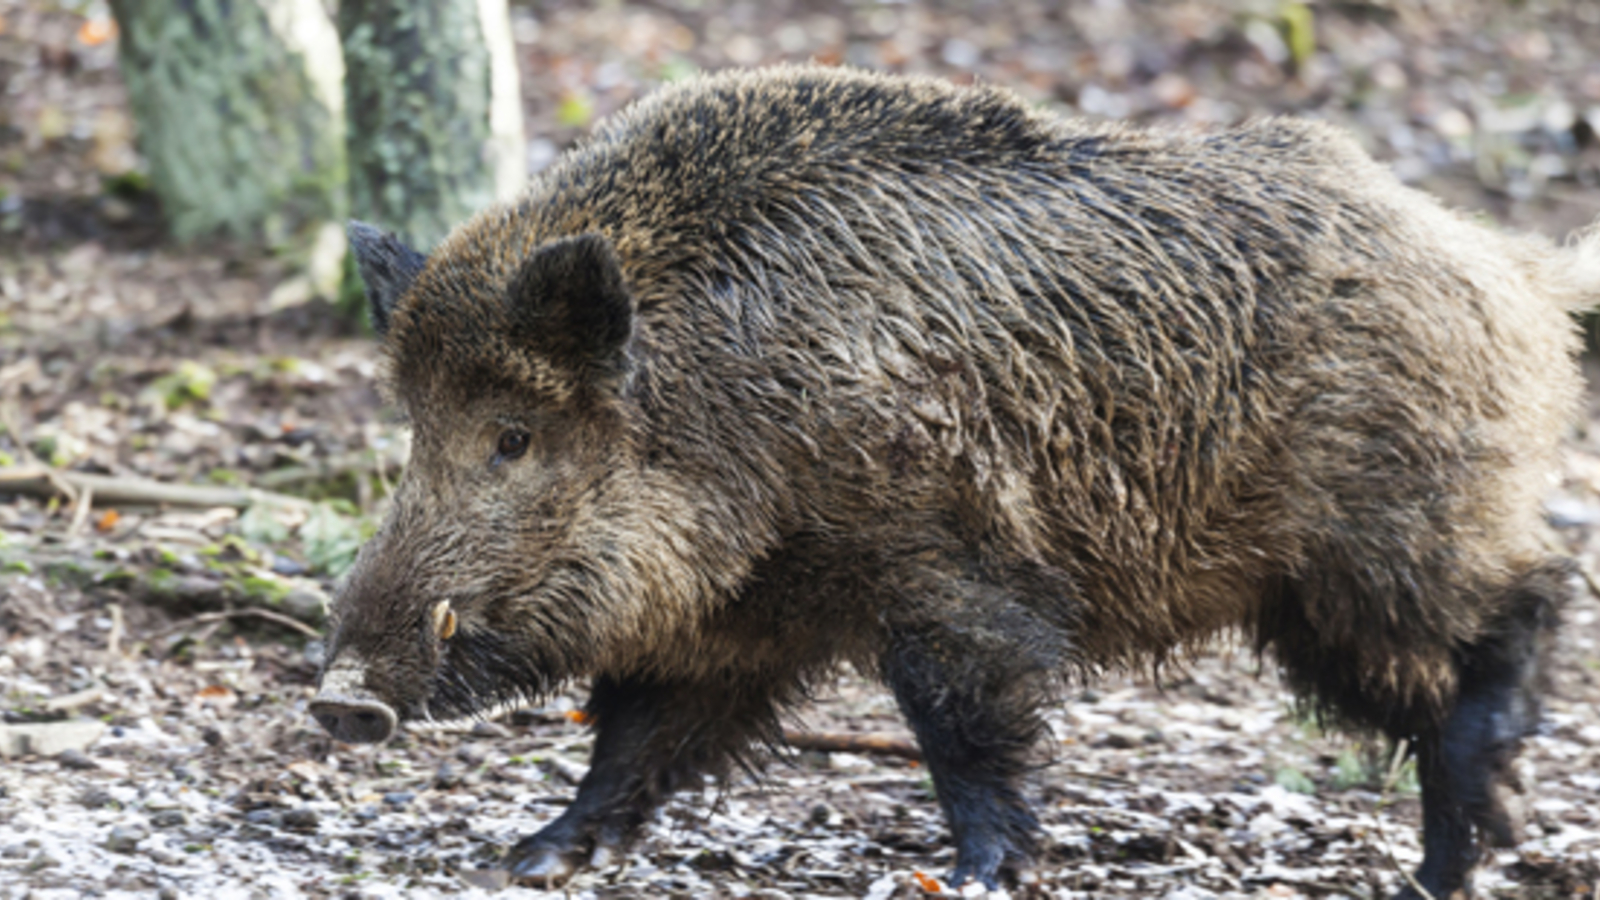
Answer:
[{"xmin": 2, "ymin": 2, "xmax": 1600, "ymax": 897}]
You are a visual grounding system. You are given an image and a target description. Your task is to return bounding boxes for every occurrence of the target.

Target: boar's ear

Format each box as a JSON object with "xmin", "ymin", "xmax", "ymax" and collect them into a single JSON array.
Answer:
[
  {"xmin": 508, "ymin": 233, "xmax": 634, "ymax": 382},
  {"xmin": 348, "ymin": 221, "xmax": 427, "ymax": 337}
]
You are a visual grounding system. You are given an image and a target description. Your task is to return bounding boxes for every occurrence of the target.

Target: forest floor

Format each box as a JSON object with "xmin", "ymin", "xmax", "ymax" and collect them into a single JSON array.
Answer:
[{"xmin": 1, "ymin": 0, "xmax": 1600, "ymax": 897}]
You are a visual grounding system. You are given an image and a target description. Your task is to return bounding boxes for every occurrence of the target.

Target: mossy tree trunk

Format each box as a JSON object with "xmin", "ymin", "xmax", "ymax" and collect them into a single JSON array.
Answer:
[
  {"xmin": 338, "ymin": 0, "xmax": 524, "ymax": 251},
  {"xmin": 108, "ymin": 0, "xmax": 346, "ymax": 245}
]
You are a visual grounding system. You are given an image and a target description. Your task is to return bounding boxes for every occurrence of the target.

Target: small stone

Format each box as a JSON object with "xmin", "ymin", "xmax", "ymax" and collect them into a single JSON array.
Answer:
[
  {"xmin": 159, "ymin": 888, "xmax": 180, "ymax": 900},
  {"xmin": 58, "ymin": 748, "xmax": 98, "ymax": 770},
  {"xmin": 106, "ymin": 824, "xmax": 147, "ymax": 853},
  {"xmin": 80, "ymin": 788, "xmax": 116, "ymax": 809},
  {"xmin": 24, "ymin": 852, "xmax": 60, "ymax": 872},
  {"xmin": 435, "ymin": 763, "xmax": 461, "ymax": 789},
  {"xmin": 1100, "ymin": 727, "xmax": 1144, "ymax": 750},
  {"xmin": 353, "ymin": 804, "xmax": 380, "ymax": 822},
  {"xmin": 469, "ymin": 721, "xmax": 512, "ymax": 740},
  {"xmin": 280, "ymin": 588, "xmax": 328, "ymax": 624},
  {"xmin": 201, "ymin": 726, "xmax": 224, "ymax": 748},
  {"xmin": 507, "ymin": 708, "xmax": 543, "ymax": 726},
  {"xmin": 282, "ymin": 807, "xmax": 320, "ymax": 832},
  {"xmin": 827, "ymin": 751, "xmax": 873, "ymax": 774},
  {"xmin": 0, "ymin": 845, "xmax": 27, "ymax": 859},
  {"xmin": 170, "ymin": 764, "xmax": 198, "ymax": 783},
  {"xmin": 382, "ymin": 791, "xmax": 415, "ymax": 807},
  {"xmin": 150, "ymin": 810, "xmax": 187, "ymax": 829},
  {"xmin": 244, "ymin": 809, "xmax": 280, "ymax": 826},
  {"xmin": 0, "ymin": 718, "xmax": 107, "ymax": 758}
]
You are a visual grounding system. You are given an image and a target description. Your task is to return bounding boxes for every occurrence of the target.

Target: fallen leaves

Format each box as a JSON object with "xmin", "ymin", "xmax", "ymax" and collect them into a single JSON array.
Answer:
[{"xmin": 75, "ymin": 17, "xmax": 115, "ymax": 47}]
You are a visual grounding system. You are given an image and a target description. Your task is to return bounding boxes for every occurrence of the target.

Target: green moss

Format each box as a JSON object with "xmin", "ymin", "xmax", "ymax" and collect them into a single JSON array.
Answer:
[
  {"xmin": 145, "ymin": 567, "xmax": 177, "ymax": 591},
  {"xmin": 1273, "ymin": 765, "xmax": 1317, "ymax": 795},
  {"xmin": 144, "ymin": 360, "xmax": 217, "ymax": 411},
  {"xmin": 234, "ymin": 574, "xmax": 291, "ymax": 605},
  {"xmin": 43, "ymin": 560, "xmax": 99, "ymax": 589},
  {"xmin": 337, "ymin": 0, "xmax": 502, "ymax": 248},
  {"xmin": 109, "ymin": 0, "xmax": 346, "ymax": 242},
  {"xmin": 207, "ymin": 468, "xmax": 242, "ymax": 486}
]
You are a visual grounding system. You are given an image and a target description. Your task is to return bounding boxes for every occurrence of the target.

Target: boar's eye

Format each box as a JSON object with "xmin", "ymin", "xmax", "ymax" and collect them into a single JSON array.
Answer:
[{"xmin": 494, "ymin": 428, "xmax": 531, "ymax": 465}]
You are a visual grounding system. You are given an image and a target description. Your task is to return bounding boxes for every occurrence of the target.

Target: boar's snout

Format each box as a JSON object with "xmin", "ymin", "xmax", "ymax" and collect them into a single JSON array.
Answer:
[{"xmin": 310, "ymin": 694, "xmax": 397, "ymax": 743}]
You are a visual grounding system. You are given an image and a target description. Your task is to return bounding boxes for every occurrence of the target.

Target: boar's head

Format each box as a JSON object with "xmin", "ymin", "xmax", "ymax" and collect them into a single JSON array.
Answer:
[{"xmin": 311, "ymin": 221, "xmax": 747, "ymax": 744}]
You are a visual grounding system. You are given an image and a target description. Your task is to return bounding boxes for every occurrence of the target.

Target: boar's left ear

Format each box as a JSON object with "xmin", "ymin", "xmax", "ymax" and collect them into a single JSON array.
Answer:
[
  {"xmin": 508, "ymin": 233, "xmax": 635, "ymax": 382},
  {"xmin": 348, "ymin": 221, "xmax": 427, "ymax": 337}
]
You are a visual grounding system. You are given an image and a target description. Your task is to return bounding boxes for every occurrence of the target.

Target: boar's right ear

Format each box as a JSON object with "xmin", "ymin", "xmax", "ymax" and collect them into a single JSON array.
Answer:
[
  {"xmin": 508, "ymin": 233, "xmax": 634, "ymax": 383},
  {"xmin": 348, "ymin": 221, "xmax": 427, "ymax": 337}
]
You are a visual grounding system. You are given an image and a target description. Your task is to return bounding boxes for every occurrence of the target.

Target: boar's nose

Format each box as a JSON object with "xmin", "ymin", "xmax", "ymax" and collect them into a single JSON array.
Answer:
[{"xmin": 310, "ymin": 695, "xmax": 397, "ymax": 743}]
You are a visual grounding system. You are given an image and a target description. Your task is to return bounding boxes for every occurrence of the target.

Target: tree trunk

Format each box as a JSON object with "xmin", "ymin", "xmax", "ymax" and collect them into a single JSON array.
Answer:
[
  {"xmin": 108, "ymin": 0, "xmax": 347, "ymax": 244},
  {"xmin": 338, "ymin": 0, "xmax": 524, "ymax": 251}
]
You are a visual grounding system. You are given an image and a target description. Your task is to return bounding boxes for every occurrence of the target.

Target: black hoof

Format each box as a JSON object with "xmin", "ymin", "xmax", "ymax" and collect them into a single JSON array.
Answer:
[
  {"xmin": 501, "ymin": 825, "xmax": 630, "ymax": 887},
  {"xmin": 503, "ymin": 837, "xmax": 586, "ymax": 887},
  {"xmin": 948, "ymin": 844, "xmax": 1011, "ymax": 893}
]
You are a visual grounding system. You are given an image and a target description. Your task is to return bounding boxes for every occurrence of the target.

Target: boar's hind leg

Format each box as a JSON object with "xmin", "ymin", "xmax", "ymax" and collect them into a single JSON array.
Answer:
[
  {"xmin": 1270, "ymin": 559, "xmax": 1567, "ymax": 900},
  {"xmin": 882, "ymin": 624, "xmax": 1054, "ymax": 890},
  {"xmin": 1402, "ymin": 561, "xmax": 1567, "ymax": 900},
  {"xmin": 503, "ymin": 673, "xmax": 780, "ymax": 886}
]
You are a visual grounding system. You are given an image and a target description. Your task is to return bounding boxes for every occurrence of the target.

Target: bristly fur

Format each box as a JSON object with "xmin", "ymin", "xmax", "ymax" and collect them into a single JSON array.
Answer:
[{"xmin": 320, "ymin": 66, "xmax": 1591, "ymax": 894}]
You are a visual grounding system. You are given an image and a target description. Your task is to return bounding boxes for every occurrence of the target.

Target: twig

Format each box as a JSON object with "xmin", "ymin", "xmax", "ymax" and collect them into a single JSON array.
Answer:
[
  {"xmin": 42, "ymin": 686, "xmax": 105, "ymax": 712},
  {"xmin": 782, "ymin": 729, "xmax": 922, "ymax": 761},
  {"xmin": 1369, "ymin": 738, "xmax": 1436, "ymax": 900},
  {"xmin": 143, "ymin": 608, "xmax": 322, "ymax": 643},
  {"xmin": 0, "ymin": 466, "xmax": 311, "ymax": 511},
  {"xmin": 67, "ymin": 483, "xmax": 93, "ymax": 535},
  {"xmin": 106, "ymin": 602, "xmax": 124, "ymax": 656},
  {"xmin": 254, "ymin": 448, "xmax": 400, "ymax": 490}
]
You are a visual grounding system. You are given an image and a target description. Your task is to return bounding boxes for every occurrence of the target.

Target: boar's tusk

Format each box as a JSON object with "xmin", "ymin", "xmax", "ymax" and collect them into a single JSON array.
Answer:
[{"xmin": 432, "ymin": 600, "xmax": 457, "ymax": 640}]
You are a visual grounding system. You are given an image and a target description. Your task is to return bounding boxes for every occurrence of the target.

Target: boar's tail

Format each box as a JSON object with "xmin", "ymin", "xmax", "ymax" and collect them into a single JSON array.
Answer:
[{"xmin": 1546, "ymin": 220, "xmax": 1600, "ymax": 311}]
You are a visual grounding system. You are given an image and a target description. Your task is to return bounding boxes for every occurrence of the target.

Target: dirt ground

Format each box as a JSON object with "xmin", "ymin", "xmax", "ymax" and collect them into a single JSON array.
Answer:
[{"xmin": 1, "ymin": 1, "xmax": 1599, "ymax": 897}]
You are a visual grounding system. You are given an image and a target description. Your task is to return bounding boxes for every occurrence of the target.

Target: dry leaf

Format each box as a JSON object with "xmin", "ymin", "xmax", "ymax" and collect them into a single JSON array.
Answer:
[{"xmin": 77, "ymin": 18, "xmax": 116, "ymax": 47}]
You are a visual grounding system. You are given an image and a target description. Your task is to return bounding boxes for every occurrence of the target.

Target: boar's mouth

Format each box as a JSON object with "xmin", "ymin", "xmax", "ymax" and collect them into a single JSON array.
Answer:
[
  {"xmin": 311, "ymin": 598, "xmax": 572, "ymax": 741},
  {"xmin": 422, "ymin": 623, "xmax": 563, "ymax": 723}
]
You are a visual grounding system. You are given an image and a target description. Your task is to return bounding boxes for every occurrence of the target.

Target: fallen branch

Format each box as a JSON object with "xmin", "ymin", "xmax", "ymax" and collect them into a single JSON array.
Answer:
[
  {"xmin": 0, "ymin": 466, "xmax": 311, "ymax": 511},
  {"xmin": 782, "ymin": 729, "xmax": 922, "ymax": 761},
  {"xmin": 255, "ymin": 448, "xmax": 402, "ymax": 489},
  {"xmin": 142, "ymin": 607, "xmax": 322, "ymax": 643}
]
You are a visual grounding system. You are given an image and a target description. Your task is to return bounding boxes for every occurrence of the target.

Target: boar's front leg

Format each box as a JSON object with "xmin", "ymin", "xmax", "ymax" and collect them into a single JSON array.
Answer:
[
  {"xmin": 882, "ymin": 617, "xmax": 1057, "ymax": 890},
  {"xmin": 503, "ymin": 673, "xmax": 778, "ymax": 885}
]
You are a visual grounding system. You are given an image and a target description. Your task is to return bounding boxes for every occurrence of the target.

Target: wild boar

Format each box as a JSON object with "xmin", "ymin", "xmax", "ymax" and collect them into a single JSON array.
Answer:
[{"xmin": 311, "ymin": 65, "xmax": 1596, "ymax": 897}]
